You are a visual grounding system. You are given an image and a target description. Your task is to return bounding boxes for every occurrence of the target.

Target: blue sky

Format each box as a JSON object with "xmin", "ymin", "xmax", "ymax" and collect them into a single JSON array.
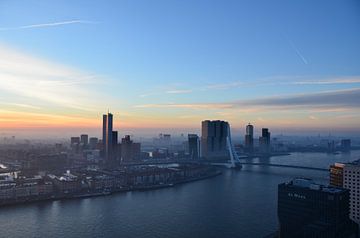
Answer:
[{"xmin": 0, "ymin": 0, "xmax": 360, "ymax": 136}]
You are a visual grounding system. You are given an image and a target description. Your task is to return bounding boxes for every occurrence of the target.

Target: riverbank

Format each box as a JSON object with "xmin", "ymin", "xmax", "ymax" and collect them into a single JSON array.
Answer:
[{"xmin": 0, "ymin": 169, "xmax": 222, "ymax": 208}]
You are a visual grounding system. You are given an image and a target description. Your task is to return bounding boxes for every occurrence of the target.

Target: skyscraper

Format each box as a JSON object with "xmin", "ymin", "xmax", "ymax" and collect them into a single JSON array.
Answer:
[
  {"xmin": 259, "ymin": 128, "xmax": 271, "ymax": 153},
  {"xmin": 102, "ymin": 113, "xmax": 113, "ymax": 161},
  {"xmin": 278, "ymin": 178, "xmax": 358, "ymax": 238},
  {"xmin": 244, "ymin": 123, "xmax": 254, "ymax": 153},
  {"xmin": 188, "ymin": 134, "xmax": 200, "ymax": 160},
  {"xmin": 201, "ymin": 120, "xmax": 229, "ymax": 160}
]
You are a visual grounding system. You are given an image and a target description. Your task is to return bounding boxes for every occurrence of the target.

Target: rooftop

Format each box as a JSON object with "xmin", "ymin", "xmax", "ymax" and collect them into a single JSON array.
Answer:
[{"xmin": 285, "ymin": 178, "xmax": 345, "ymax": 194}]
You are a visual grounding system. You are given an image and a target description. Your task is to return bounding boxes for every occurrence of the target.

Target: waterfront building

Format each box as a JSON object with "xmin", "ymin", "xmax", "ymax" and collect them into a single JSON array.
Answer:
[
  {"xmin": 51, "ymin": 172, "xmax": 82, "ymax": 194},
  {"xmin": 201, "ymin": 120, "xmax": 229, "ymax": 160},
  {"xmin": 278, "ymin": 178, "xmax": 358, "ymax": 238},
  {"xmin": 259, "ymin": 128, "xmax": 271, "ymax": 154},
  {"xmin": 0, "ymin": 176, "xmax": 53, "ymax": 204},
  {"xmin": 244, "ymin": 123, "xmax": 254, "ymax": 153},
  {"xmin": 103, "ymin": 113, "xmax": 113, "ymax": 162},
  {"xmin": 121, "ymin": 135, "xmax": 141, "ymax": 162},
  {"xmin": 188, "ymin": 134, "xmax": 200, "ymax": 160},
  {"xmin": 80, "ymin": 134, "xmax": 88, "ymax": 146}
]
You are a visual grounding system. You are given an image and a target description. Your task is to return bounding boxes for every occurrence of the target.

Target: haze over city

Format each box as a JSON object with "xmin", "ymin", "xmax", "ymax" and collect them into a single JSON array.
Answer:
[
  {"xmin": 1, "ymin": 0, "xmax": 360, "ymax": 138},
  {"xmin": 2, "ymin": 1, "xmax": 360, "ymax": 238}
]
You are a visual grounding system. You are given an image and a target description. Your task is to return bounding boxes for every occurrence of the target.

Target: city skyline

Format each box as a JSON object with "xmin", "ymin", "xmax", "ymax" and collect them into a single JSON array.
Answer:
[{"xmin": 1, "ymin": 0, "xmax": 360, "ymax": 137}]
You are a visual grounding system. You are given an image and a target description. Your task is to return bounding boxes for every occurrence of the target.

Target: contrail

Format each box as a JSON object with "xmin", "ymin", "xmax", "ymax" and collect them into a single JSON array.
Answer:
[
  {"xmin": 283, "ymin": 33, "xmax": 309, "ymax": 65},
  {"xmin": 0, "ymin": 20, "xmax": 97, "ymax": 31},
  {"xmin": 288, "ymin": 39, "xmax": 308, "ymax": 65}
]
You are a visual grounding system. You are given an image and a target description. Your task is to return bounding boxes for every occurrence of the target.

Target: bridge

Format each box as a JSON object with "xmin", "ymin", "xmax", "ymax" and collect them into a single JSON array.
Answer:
[
  {"xmin": 237, "ymin": 162, "xmax": 328, "ymax": 171},
  {"xmin": 119, "ymin": 160, "xmax": 328, "ymax": 172},
  {"xmin": 120, "ymin": 158, "xmax": 329, "ymax": 172}
]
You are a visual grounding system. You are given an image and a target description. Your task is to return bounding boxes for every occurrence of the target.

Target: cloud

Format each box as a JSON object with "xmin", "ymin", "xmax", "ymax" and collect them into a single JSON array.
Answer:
[
  {"xmin": 0, "ymin": 20, "xmax": 97, "ymax": 31},
  {"xmin": 202, "ymin": 76, "xmax": 360, "ymax": 91},
  {"xmin": 232, "ymin": 88, "xmax": 360, "ymax": 109},
  {"xmin": 135, "ymin": 88, "xmax": 360, "ymax": 111},
  {"xmin": 0, "ymin": 102, "xmax": 41, "ymax": 110},
  {"xmin": 291, "ymin": 78, "xmax": 360, "ymax": 85},
  {"xmin": 205, "ymin": 81, "xmax": 244, "ymax": 90},
  {"xmin": 135, "ymin": 103, "xmax": 233, "ymax": 109},
  {"xmin": 166, "ymin": 89, "xmax": 192, "ymax": 94},
  {"xmin": 0, "ymin": 44, "xmax": 104, "ymax": 111}
]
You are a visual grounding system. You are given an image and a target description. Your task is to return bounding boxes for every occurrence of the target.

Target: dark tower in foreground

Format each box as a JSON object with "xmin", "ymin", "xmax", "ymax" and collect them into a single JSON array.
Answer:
[
  {"xmin": 278, "ymin": 178, "xmax": 358, "ymax": 238},
  {"xmin": 102, "ymin": 112, "xmax": 113, "ymax": 162}
]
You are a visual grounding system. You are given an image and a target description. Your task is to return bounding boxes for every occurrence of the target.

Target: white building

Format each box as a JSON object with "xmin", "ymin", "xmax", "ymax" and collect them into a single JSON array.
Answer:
[{"xmin": 343, "ymin": 160, "xmax": 360, "ymax": 225}]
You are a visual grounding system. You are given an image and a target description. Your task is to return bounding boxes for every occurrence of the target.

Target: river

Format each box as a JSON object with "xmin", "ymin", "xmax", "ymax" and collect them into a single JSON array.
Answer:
[{"xmin": 0, "ymin": 151, "xmax": 359, "ymax": 238}]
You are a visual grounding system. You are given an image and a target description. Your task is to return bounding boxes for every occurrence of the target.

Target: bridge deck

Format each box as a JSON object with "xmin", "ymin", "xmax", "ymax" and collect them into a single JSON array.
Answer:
[{"xmin": 238, "ymin": 162, "xmax": 328, "ymax": 171}]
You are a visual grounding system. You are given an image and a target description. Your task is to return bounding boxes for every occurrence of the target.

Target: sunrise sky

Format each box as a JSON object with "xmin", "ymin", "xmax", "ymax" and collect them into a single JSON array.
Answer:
[{"xmin": 0, "ymin": 0, "xmax": 360, "ymax": 137}]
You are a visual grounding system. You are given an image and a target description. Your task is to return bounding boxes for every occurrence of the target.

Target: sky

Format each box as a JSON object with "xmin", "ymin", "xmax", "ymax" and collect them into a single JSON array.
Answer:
[{"xmin": 0, "ymin": 0, "xmax": 360, "ymax": 138}]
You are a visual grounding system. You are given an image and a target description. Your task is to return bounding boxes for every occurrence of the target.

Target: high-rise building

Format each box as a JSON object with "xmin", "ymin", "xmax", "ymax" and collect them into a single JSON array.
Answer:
[
  {"xmin": 188, "ymin": 134, "xmax": 200, "ymax": 160},
  {"xmin": 244, "ymin": 123, "xmax": 254, "ymax": 153},
  {"xmin": 259, "ymin": 128, "xmax": 271, "ymax": 153},
  {"xmin": 80, "ymin": 134, "xmax": 88, "ymax": 145},
  {"xmin": 102, "ymin": 113, "xmax": 113, "ymax": 161},
  {"xmin": 330, "ymin": 160, "xmax": 360, "ymax": 227},
  {"xmin": 121, "ymin": 135, "xmax": 141, "ymax": 162},
  {"xmin": 278, "ymin": 178, "xmax": 358, "ymax": 238},
  {"xmin": 343, "ymin": 160, "xmax": 360, "ymax": 226},
  {"xmin": 201, "ymin": 120, "xmax": 229, "ymax": 160}
]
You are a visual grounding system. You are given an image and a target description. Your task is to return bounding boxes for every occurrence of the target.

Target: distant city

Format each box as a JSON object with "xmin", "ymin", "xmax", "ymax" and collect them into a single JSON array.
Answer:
[{"xmin": 0, "ymin": 113, "xmax": 359, "ymax": 237}]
